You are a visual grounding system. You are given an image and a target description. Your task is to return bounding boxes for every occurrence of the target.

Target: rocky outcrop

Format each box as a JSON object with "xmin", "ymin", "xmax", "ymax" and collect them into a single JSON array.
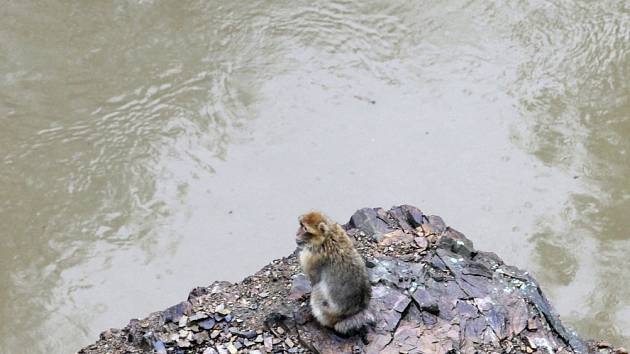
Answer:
[{"xmin": 78, "ymin": 205, "xmax": 624, "ymax": 354}]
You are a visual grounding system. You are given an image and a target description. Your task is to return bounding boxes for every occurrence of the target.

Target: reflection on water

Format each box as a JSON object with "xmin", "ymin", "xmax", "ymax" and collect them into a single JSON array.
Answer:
[
  {"xmin": 0, "ymin": 0, "xmax": 627, "ymax": 352},
  {"xmin": 510, "ymin": 1, "xmax": 629, "ymax": 343}
]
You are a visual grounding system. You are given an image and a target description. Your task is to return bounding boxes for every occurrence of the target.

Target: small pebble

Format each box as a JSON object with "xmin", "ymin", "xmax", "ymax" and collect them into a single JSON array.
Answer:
[
  {"xmin": 597, "ymin": 341, "xmax": 611, "ymax": 348},
  {"xmin": 227, "ymin": 342, "xmax": 238, "ymax": 354},
  {"xmin": 244, "ymin": 339, "xmax": 256, "ymax": 346},
  {"xmin": 527, "ymin": 318, "xmax": 537, "ymax": 331},
  {"xmin": 189, "ymin": 312, "xmax": 209, "ymax": 322},
  {"xmin": 193, "ymin": 331, "xmax": 209, "ymax": 344},
  {"xmin": 177, "ymin": 339, "xmax": 191, "ymax": 348},
  {"xmin": 178, "ymin": 315, "xmax": 188, "ymax": 327},
  {"xmin": 264, "ymin": 337, "xmax": 273, "ymax": 351},
  {"xmin": 199, "ymin": 319, "xmax": 216, "ymax": 330}
]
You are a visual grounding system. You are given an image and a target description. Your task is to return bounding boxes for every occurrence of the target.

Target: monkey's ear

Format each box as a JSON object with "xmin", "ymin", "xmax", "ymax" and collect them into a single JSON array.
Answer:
[{"xmin": 317, "ymin": 222, "xmax": 329, "ymax": 234}]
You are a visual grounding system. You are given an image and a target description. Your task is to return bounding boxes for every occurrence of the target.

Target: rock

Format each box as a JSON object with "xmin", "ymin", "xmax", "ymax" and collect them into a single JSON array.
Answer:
[
  {"xmin": 597, "ymin": 341, "xmax": 612, "ymax": 348},
  {"xmin": 527, "ymin": 318, "xmax": 537, "ymax": 331},
  {"xmin": 226, "ymin": 342, "xmax": 238, "ymax": 354},
  {"xmin": 288, "ymin": 273, "xmax": 311, "ymax": 300},
  {"xmin": 400, "ymin": 205, "xmax": 425, "ymax": 227},
  {"xmin": 78, "ymin": 205, "xmax": 602, "ymax": 354},
  {"xmin": 152, "ymin": 340, "xmax": 167, "ymax": 354},
  {"xmin": 293, "ymin": 306, "xmax": 313, "ymax": 325},
  {"xmin": 263, "ymin": 337, "xmax": 273, "ymax": 351},
  {"xmin": 348, "ymin": 208, "xmax": 393, "ymax": 240},
  {"xmin": 388, "ymin": 206, "xmax": 415, "ymax": 232},
  {"xmin": 178, "ymin": 315, "xmax": 188, "ymax": 327},
  {"xmin": 215, "ymin": 303, "xmax": 231, "ymax": 316},
  {"xmin": 177, "ymin": 339, "xmax": 191, "ymax": 348},
  {"xmin": 378, "ymin": 230, "xmax": 414, "ymax": 246},
  {"xmin": 427, "ymin": 215, "xmax": 446, "ymax": 231},
  {"xmin": 243, "ymin": 339, "xmax": 255, "ymax": 347},
  {"xmin": 199, "ymin": 319, "xmax": 216, "ymax": 330},
  {"xmin": 193, "ymin": 331, "xmax": 209, "ymax": 344},
  {"xmin": 523, "ymin": 335, "xmax": 538, "ymax": 349},
  {"xmin": 164, "ymin": 301, "xmax": 193, "ymax": 323},
  {"xmin": 126, "ymin": 319, "xmax": 145, "ymax": 346},
  {"xmin": 411, "ymin": 288, "xmax": 439, "ymax": 315},
  {"xmin": 239, "ymin": 330, "xmax": 257, "ymax": 339},
  {"xmin": 414, "ymin": 236, "xmax": 428, "ymax": 250},
  {"xmin": 99, "ymin": 329, "xmax": 115, "ymax": 340},
  {"xmin": 438, "ymin": 228, "xmax": 476, "ymax": 258},
  {"xmin": 189, "ymin": 312, "xmax": 209, "ymax": 322}
]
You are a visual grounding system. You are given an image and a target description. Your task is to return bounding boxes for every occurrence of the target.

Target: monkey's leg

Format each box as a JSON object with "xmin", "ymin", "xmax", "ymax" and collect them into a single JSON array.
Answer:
[{"xmin": 309, "ymin": 286, "xmax": 338, "ymax": 328}]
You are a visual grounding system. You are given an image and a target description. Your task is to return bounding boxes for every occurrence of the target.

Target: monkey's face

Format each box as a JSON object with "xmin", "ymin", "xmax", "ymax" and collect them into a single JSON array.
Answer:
[
  {"xmin": 296, "ymin": 212, "xmax": 328, "ymax": 247},
  {"xmin": 295, "ymin": 223, "xmax": 309, "ymax": 246}
]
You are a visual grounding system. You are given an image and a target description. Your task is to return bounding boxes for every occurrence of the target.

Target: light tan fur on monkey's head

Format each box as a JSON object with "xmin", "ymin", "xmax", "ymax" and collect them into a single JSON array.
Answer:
[{"xmin": 296, "ymin": 211, "xmax": 332, "ymax": 247}]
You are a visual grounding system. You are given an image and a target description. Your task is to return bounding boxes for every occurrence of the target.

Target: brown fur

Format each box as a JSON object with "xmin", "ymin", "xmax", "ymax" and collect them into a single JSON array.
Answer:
[{"xmin": 296, "ymin": 211, "xmax": 374, "ymax": 335}]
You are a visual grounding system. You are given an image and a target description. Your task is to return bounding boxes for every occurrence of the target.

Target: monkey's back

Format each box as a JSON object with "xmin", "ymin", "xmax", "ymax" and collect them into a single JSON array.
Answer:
[{"xmin": 321, "ymin": 247, "xmax": 371, "ymax": 316}]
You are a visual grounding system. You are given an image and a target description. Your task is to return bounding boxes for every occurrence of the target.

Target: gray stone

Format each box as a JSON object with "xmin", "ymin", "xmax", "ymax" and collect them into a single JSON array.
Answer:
[
  {"xmin": 198, "ymin": 319, "xmax": 216, "ymax": 330},
  {"xmin": 348, "ymin": 208, "xmax": 393, "ymax": 240},
  {"xmin": 189, "ymin": 312, "xmax": 209, "ymax": 322},
  {"xmin": 401, "ymin": 205, "xmax": 425, "ymax": 227},
  {"xmin": 163, "ymin": 301, "xmax": 193, "ymax": 323},
  {"xmin": 152, "ymin": 340, "xmax": 167, "ymax": 354},
  {"xmin": 289, "ymin": 273, "xmax": 312, "ymax": 300}
]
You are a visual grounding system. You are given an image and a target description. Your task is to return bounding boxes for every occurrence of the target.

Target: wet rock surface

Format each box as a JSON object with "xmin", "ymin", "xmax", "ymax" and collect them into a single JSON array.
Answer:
[{"xmin": 78, "ymin": 205, "xmax": 621, "ymax": 354}]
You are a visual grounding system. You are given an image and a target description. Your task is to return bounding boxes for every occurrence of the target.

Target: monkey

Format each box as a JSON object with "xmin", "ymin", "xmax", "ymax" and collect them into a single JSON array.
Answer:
[{"xmin": 295, "ymin": 211, "xmax": 374, "ymax": 335}]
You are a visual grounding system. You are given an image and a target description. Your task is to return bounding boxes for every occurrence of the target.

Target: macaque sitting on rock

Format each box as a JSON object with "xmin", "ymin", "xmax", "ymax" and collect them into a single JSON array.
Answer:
[{"xmin": 296, "ymin": 211, "xmax": 374, "ymax": 335}]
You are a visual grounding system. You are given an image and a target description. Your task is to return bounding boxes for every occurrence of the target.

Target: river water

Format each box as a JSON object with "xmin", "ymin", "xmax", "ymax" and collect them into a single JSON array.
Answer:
[{"xmin": 0, "ymin": 1, "xmax": 628, "ymax": 353}]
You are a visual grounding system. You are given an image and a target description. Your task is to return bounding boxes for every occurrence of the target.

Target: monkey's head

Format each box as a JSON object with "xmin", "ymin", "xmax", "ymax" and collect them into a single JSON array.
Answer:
[{"xmin": 296, "ymin": 211, "xmax": 331, "ymax": 247}]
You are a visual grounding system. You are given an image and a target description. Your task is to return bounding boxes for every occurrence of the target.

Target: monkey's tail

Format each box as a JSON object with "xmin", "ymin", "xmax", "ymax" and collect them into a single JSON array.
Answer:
[{"xmin": 333, "ymin": 309, "xmax": 375, "ymax": 335}]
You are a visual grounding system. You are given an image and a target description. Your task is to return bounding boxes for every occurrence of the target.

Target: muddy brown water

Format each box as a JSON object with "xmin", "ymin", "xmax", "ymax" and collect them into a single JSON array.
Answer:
[{"xmin": 0, "ymin": 1, "xmax": 628, "ymax": 352}]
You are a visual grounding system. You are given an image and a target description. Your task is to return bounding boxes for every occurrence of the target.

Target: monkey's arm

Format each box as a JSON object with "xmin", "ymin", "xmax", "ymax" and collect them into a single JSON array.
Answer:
[{"xmin": 299, "ymin": 249, "xmax": 324, "ymax": 284}]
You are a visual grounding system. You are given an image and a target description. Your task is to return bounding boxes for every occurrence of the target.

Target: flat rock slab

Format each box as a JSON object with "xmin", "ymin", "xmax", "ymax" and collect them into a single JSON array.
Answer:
[{"xmin": 78, "ymin": 205, "xmax": 623, "ymax": 354}]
